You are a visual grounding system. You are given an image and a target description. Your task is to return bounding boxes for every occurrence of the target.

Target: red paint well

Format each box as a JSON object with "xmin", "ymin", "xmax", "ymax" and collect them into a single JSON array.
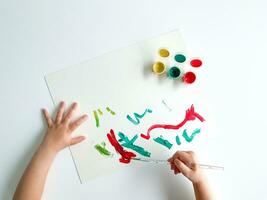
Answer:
[
  {"xmin": 190, "ymin": 59, "xmax": 202, "ymax": 68},
  {"xmin": 183, "ymin": 72, "xmax": 196, "ymax": 84}
]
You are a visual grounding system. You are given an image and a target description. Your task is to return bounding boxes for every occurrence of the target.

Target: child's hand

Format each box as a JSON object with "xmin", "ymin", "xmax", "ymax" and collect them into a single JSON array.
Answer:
[
  {"xmin": 41, "ymin": 101, "xmax": 88, "ymax": 154},
  {"xmin": 168, "ymin": 151, "xmax": 204, "ymax": 184}
]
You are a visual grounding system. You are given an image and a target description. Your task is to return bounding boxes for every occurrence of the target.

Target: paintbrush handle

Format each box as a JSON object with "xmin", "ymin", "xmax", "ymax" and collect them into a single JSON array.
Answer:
[
  {"xmin": 132, "ymin": 158, "xmax": 224, "ymax": 170},
  {"xmin": 196, "ymin": 163, "xmax": 224, "ymax": 170}
]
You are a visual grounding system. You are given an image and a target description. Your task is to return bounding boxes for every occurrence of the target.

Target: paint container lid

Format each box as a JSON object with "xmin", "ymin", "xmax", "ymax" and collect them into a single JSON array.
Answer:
[
  {"xmin": 167, "ymin": 66, "xmax": 181, "ymax": 79},
  {"xmin": 174, "ymin": 53, "xmax": 186, "ymax": 63},
  {"xmin": 158, "ymin": 48, "xmax": 170, "ymax": 57},
  {"xmin": 190, "ymin": 58, "xmax": 202, "ymax": 68},
  {"xmin": 183, "ymin": 71, "xmax": 196, "ymax": 84},
  {"xmin": 152, "ymin": 61, "xmax": 166, "ymax": 75}
]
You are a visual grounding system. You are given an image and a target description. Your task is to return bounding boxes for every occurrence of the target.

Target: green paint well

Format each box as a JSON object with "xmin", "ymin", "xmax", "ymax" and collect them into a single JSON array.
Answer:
[
  {"xmin": 118, "ymin": 132, "xmax": 151, "ymax": 157},
  {"xmin": 167, "ymin": 67, "xmax": 181, "ymax": 79},
  {"xmin": 153, "ymin": 136, "xmax": 173, "ymax": 149},
  {"xmin": 176, "ymin": 135, "xmax": 181, "ymax": 145},
  {"xmin": 94, "ymin": 142, "xmax": 113, "ymax": 157},
  {"xmin": 174, "ymin": 54, "xmax": 186, "ymax": 63},
  {"xmin": 182, "ymin": 128, "xmax": 201, "ymax": 142},
  {"xmin": 93, "ymin": 110, "xmax": 100, "ymax": 127},
  {"xmin": 106, "ymin": 107, "xmax": 116, "ymax": 115}
]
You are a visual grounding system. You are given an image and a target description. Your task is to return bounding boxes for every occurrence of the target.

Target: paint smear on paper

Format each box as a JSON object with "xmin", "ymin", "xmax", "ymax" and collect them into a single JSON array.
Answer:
[
  {"xmin": 94, "ymin": 142, "xmax": 113, "ymax": 157},
  {"xmin": 107, "ymin": 129, "xmax": 136, "ymax": 164},
  {"xmin": 153, "ymin": 136, "xmax": 173, "ymax": 149},
  {"xmin": 175, "ymin": 135, "xmax": 181, "ymax": 145},
  {"xmin": 106, "ymin": 107, "xmax": 116, "ymax": 115},
  {"xmin": 93, "ymin": 110, "xmax": 100, "ymax": 127},
  {"xmin": 118, "ymin": 132, "xmax": 151, "ymax": 157},
  {"xmin": 140, "ymin": 104, "xmax": 205, "ymax": 140},
  {"xmin": 97, "ymin": 109, "xmax": 103, "ymax": 116},
  {"xmin": 182, "ymin": 128, "xmax": 201, "ymax": 142},
  {"xmin": 162, "ymin": 100, "xmax": 172, "ymax": 111},
  {"xmin": 127, "ymin": 108, "xmax": 153, "ymax": 125}
]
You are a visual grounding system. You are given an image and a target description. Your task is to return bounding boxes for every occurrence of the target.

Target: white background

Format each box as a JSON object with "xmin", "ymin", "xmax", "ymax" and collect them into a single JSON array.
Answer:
[{"xmin": 1, "ymin": 0, "xmax": 267, "ymax": 199}]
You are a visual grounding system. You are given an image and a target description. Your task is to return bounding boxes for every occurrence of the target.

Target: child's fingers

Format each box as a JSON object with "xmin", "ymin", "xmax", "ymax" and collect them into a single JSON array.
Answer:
[
  {"xmin": 55, "ymin": 101, "xmax": 65, "ymax": 124},
  {"xmin": 177, "ymin": 151, "xmax": 194, "ymax": 167},
  {"xmin": 42, "ymin": 109, "xmax": 53, "ymax": 127},
  {"xmin": 64, "ymin": 102, "xmax": 78, "ymax": 122},
  {"xmin": 69, "ymin": 115, "xmax": 88, "ymax": 132},
  {"xmin": 170, "ymin": 163, "xmax": 175, "ymax": 170},
  {"xmin": 174, "ymin": 159, "xmax": 191, "ymax": 177},
  {"xmin": 174, "ymin": 168, "xmax": 181, "ymax": 175},
  {"xmin": 70, "ymin": 136, "xmax": 86, "ymax": 146},
  {"xmin": 167, "ymin": 157, "xmax": 173, "ymax": 162}
]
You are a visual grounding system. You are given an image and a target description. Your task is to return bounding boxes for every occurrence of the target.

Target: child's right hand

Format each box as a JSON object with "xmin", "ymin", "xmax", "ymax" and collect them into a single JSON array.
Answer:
[{"xmin": 168, "ymin": 151, "xmax": 204, "ymax": 184}]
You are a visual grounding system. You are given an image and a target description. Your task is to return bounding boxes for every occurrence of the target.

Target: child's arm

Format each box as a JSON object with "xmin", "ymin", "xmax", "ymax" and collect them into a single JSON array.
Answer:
[
  {"xmin": 13, "ymin": 102, "xmax": 88, "ymax": 200},
  {"xmin": 168, "ymin": 151, "xmax": 214, "ymax": 200}
]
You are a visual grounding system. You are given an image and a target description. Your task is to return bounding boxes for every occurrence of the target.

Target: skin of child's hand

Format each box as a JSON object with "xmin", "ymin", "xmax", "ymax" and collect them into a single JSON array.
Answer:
[
  {"xmin": 168, "ymin": 151, "xmax": 204, "ymax": 184},
  {"xmin": 41, "ymin": 101, "xmax": 88, "ymax": 154}
]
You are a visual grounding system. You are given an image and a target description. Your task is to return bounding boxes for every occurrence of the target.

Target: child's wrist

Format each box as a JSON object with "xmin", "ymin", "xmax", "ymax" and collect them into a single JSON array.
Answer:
[
  {"xmin": 39, "ymin": 140, "xmax": 59, "ymax": 156},
  {"xmin": 192, "ymin": 175, "xmax": 206, "ymax": 186},
  {"xmin": 193, "ymin": 179, "xmax": 205, "ymax": 186}
]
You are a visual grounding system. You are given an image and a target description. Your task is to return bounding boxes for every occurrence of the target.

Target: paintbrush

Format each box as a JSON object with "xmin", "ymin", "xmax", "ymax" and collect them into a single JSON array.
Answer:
[{"xmin": 132, "ymin": 158, "xmax": 224, "ymax": 171}]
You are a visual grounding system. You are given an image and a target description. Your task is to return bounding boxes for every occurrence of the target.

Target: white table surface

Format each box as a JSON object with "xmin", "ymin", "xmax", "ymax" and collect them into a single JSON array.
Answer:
[{"xmin": 1, "ymin": 0, "xmax": 267, "ymax": 199}]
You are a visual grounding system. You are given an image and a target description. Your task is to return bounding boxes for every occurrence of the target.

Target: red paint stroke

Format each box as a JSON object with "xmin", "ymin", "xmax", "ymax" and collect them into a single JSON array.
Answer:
[
  {"xmin": 140, "ymin": 104, "xmax": 205, "ymax": 140},
  {"xmin": 107, "ymin": 129, "xmax": 136, "ymax": 164}
]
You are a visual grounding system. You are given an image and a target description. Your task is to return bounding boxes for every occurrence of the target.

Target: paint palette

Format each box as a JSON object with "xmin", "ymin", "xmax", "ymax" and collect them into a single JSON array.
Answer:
[{"xmin": 152, "ymin": 48, "xmax": 203, "ymax": 84}]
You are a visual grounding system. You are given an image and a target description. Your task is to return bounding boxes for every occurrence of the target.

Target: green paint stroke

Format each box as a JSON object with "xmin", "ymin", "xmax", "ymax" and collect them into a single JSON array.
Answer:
[
  {"xmin": 118, "ymin": 132, "xmax": 151, "ymax": 157},
  {"xmin": 93, "ymin": 110, "xmax": 100, "ymax": 127},
  {"xmin": 127, "ymin": 108, "xmax": 152, "ymax": 125},
  {"xmin": 97, "ymin": 109, "xmax": 103, "ymax": 115},
  {"xmin": 153, "ymin": 136, "xmax": 173, "ymax": 149},
  {"xmin": 106, "ymin": 107, "xmax": 116, "ymax": 115},
  {"xmin": 176, "ymin": 135, "xmax": 181, "ymax": 145},
  {"xmin": 182, "ymin": 128, "xmax": 201, "ymax": 143},
  {"xmin": 94, "ymin": 142, "xmax": 113, "ymax": 157}
]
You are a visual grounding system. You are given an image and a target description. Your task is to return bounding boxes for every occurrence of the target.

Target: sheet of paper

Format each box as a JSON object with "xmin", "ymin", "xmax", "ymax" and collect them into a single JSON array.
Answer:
[{"xmin": 45, "ymin": 30, "xmax": 216, "ymax": 183}]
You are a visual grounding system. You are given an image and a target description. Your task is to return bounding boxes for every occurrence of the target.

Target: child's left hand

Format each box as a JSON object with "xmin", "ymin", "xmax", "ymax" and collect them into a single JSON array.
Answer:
[{"xmin": 41, "ymin": 101, "xmax": 88, "ymax": 154}]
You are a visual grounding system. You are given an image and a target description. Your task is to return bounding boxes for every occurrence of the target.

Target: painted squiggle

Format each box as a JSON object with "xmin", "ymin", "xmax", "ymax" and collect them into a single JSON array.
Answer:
[
  {"xmin": 94, "ymin": 142, "xmax": 113, "ymax": 157},
  {"xmin": 182, "ymin": 128, "xmax": 201, "ymax": 142},
  {"xmin": 127, "ymin": 108, "xmax": 152, "ymax": 125},
  {"xmin": 107, "ymin": 129, "xmax": 136, "ymax": 164},
  {"xmin": 153, "ymin": 136, "xmax": 173, "ymax": 149},
  {"xmin": 118, "ymin": 132, "xmax": 151, "ymax": 157},
  {"xmin": 140, "ymin": 104, "xmax": 204, "ymax": 140}
]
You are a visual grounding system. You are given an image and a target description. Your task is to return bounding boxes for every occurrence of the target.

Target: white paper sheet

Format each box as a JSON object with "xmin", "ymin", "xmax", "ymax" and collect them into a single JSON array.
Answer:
[{"xmin": 45, "ymin": 30, "xmax": 216, "ymax": 183}]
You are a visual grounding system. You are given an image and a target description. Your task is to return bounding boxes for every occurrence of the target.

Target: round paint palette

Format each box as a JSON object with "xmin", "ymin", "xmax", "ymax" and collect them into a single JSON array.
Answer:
[
  {"xmin": 190, "ymin": 58, "xmax": 202, "ymax": 68},
  {"xmin": 151, "ymin": 48, "xmax": 203, "ymax": 85},
  {"xmin": 168, "ymin": 66, "xmax": 181, "ymax": 79},
  {"xmin": 158, "ymin": 48, "xmax": 170, "ymax": 57},
  {"xmin": 152, "ymin": 61, "xmax": 166, "ymax": 75},
  {"xmin": 174, "ymin": 53, "xmax": 186, "ymax": 63},
  {"xmin": 183, "ymin": 71, "xmax": 196, "ymax": 84}
]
